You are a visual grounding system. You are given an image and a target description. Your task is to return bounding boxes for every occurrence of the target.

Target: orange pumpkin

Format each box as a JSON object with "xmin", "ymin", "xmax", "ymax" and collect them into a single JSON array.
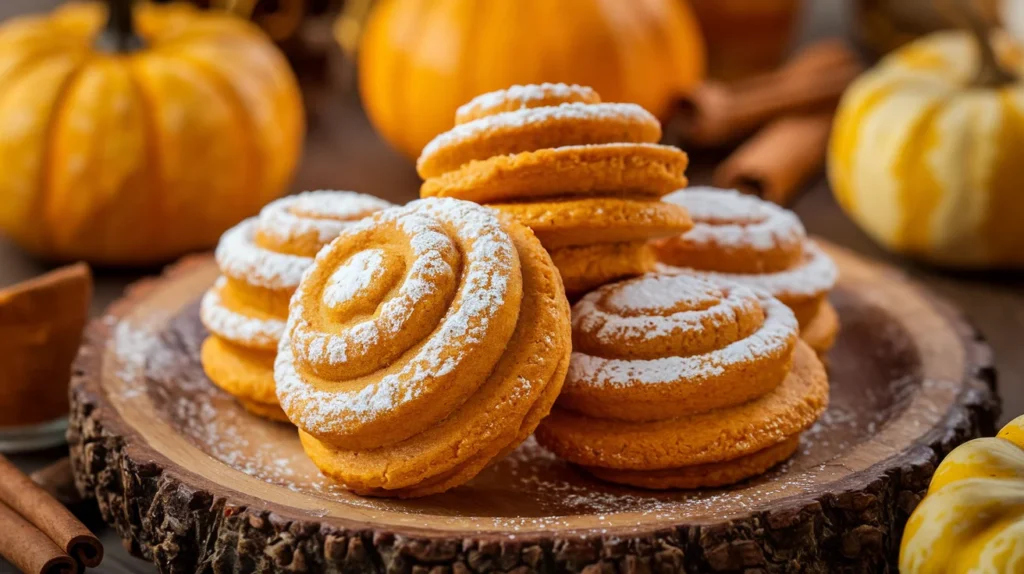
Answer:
[
  {"xmin": 0, "ymin": 1, "xmax": 304, "ymax": 266},
  {"xmin": 355, "ymin": 0, "xmax": 706, "ymax": 160}
]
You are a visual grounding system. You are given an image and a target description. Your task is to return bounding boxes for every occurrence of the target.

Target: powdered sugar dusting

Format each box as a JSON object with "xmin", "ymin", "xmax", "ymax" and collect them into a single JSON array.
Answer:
[
  {"xmin": 456, "ymin": 83, "xmax": 598, "ymax": 123},
  {"xmin": 568, "ymin": 274, "xmax": 798, "ymax": 389},
  {"xmin": 277, "ymin": 198, "xmax": 518, "ymax": 435},
  {"xmin": 258, "ymin": 190, "xmax": 394, "ymax": 245},
  {"xmin": 216, "ymin": 220, "xmax": 312, "ymax": 290},
  {"xmin": 658, "ymin": 241, "xmax": 838, "ymax": 298},
  {"xmin": 419, "ymin": 102, "xmax": 659, "ymax": 170},
  {"xmin": 289, "ymin": 212, "xmax": 458, "ymax": 373},
  {"xmin": 322, "ymin": 249, "xmax": 386, "ymax": 309},
  {"xmin": 199, "ymin": 278, "xmax": 284, "ymax": 349},
  {"xmin": 575, "ymin": 274, "xmax": 762, "ymax": 349},
  {"xmin": 664, "ymin": 187, "xmax": 805, "ymax": 252}
]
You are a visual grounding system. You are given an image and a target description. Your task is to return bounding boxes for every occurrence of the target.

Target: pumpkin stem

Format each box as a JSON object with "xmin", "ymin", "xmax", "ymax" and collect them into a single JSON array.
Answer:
[
  {"xmin": 96, "ymin": 0, "xmax": 144, "ymax": 53},
  {"xmin": 960, "ymin": 0, "xmax": 1016, "ymax": 87}
]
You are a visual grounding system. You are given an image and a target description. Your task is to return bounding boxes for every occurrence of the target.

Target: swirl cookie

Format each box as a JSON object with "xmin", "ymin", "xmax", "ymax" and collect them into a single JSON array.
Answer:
[
  {"xmin": 535, "ymin": 273, "xmax": 829, "ymax": 489},
  {"xmin": 200, "ymin": 191, "xmax": 392, "ymax": 421},
  {"xmin": 275, "ymin": 198, "xmax": 572, "ymax": 498},
  {"xmin": 653, "ymin": 187, "xmax": 839, "ymax": 355},
  {"xmin": 418, "ymin": 83, "xmax": 692, "ymax": 296}
]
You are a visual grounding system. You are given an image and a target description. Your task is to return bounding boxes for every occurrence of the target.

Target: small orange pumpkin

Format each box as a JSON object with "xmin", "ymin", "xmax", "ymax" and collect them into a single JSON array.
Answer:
[
  {"xmin": 0, "ymin": 1, "xmax": 304, "ymax": 266},
  {"xmin": 355, "ymin": 0, "xmax": 706, "ymax": 160}
]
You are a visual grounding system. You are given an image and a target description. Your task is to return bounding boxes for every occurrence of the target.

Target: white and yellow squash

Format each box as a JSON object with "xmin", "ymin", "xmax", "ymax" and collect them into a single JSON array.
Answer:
[
  {"xmin": 829, "ymin": 28, "xmax": 1024, "ymax": 268},
  {"xmin": 899, "ymin": 415, "xmax": 1024, "ymax": 573}
]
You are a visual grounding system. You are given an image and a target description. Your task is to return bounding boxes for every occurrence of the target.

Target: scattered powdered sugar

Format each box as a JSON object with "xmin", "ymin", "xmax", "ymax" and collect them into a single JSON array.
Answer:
[
  {"xmin": 419, "ymin": 102, "xmax": 659, "ymax": 170},
  {"xmin": 455, "ymin": 83, "xmax": 598, "ymax": 123},
  {"xmin": 277, "ymin": 198, "xmax": 518, "ymax": 435},
  {"xmin": 257, "ymin": 190, "xmax": 393, "ymax": 245},
  {"xmin": 199, "ymin": 277, "xmax": 284, "ymax": 348},
  {"xmin": 101, "ymin": 295, "xmax": 910, "ymax": 526},
  {"xmin": 567, "ymin": 285, "xmax": 798, "ymax": 389},
  {"xmin": 664, "ymin": 187, "xmax": 805, "ymax": 252},
  {"xmin": 216, "ymin": 219, "xmax": 313, "ymax": 290},
  {"xmin": 321, "ymin": 249, "xmax": 386, "ymax": 308},
  {"xmin": 658, "ymin": 241, "xmax": 838, "ymax": 298}
]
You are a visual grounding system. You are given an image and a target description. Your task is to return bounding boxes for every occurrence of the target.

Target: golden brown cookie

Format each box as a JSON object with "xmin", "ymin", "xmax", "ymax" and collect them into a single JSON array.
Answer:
[
  {"xmin": 199, "ymin": 191, "xmax": 392, "ymax": 420},
  {"xmin": 494, "ymin": 197, "xmax": 692, "ymax": 249},
  {"xmin": 585, "ymin": 435, "xmax": 801, "ymax": 490},
  {"xmin": 420, "ymin": 144, "xmax": 688, "ymax": 204},
  {"xmin": 801, "ymin": 300, "xmax": 840, "ymax": 357},
  {"xmin": 200, "ymin": 336, "xmax": 286, "ymax": 421},
  {"xmin": 550, "ymin": 241, "xmax": 655, "ymax": 297},
  {"xmin": 275, "ymin": 198, "xmax": 572, "ymax": 498},
  {"xmin": 455, "ymin": 83, "xmax": 600, "ymax": 124},
  {"xmin": 534, "ymin": 272, "xmax": 829, "ymax": 489},
  {"xmin": 417, "ymin": 102, "xmax": 662, "ymax": 179},
  {"xmin": 654, "ymin": 187, "xmax": 839, "ymax": 353}
]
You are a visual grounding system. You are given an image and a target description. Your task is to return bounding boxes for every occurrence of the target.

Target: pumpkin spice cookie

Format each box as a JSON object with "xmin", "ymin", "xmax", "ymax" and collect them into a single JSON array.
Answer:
[
  {"xmin": 535, "ymin": 273, "xmax": 829, "ymax": 489},
  {"xmin": 654, "ymin": 187, "xmax": 839, "ymax": 355},
  {"xmin": 494, "ymin": 197, "xmax": 692, "ymax": 249},
  {"xmin": 454, "ymin": 83, "xmax": 600, "ymax": 124},
  {"xmin": 549, "ymin": 242, "xmax": 654, "ymax": 296},
  {"xmin": 200, "ymin": 191, "xmax": 392, "ymax": 421},
  {"xmin": 418, "ymin": 83, "xmax": 692, "ymax": 296},
  {"xmin": 275, "ymin": 198, "xmax": 572, "ymax": 498}
]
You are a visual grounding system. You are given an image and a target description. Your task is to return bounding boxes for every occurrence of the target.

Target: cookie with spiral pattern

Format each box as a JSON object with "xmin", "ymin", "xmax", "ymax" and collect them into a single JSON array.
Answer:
[
  {"xmin": 199, "ymin": 190, "xmax": 392, "ymax": 421},
  {"xmin": 535, "ymin": 272, "xmax": 829, "ymax": 489},
  {"xmin": 275, "ymin": 198, "xmax": 572, "ymax": 498},
  {"xmin": 654, "ymin": 187, "xmax": 840, "ymax": 355}
]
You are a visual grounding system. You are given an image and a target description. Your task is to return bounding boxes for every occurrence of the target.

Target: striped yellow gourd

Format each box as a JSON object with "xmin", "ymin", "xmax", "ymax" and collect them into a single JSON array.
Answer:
[
  {"xmin": 828, "ymin": 30, "xmax": 1024, "ymax": 268},
  {"xmin": 899, "ymin": 415, "xmax": 1024, "ymax": 573}
]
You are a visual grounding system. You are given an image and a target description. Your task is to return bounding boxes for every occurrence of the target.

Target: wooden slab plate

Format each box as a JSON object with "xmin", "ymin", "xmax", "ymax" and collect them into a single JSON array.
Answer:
[{"xmin": 68, "ymin": 241, "xmax": 999, "ymax": 573}]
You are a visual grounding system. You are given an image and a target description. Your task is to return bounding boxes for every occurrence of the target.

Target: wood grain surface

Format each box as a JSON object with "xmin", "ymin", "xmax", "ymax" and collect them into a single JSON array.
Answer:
[{"xmin": 2, "ymin": 1, "xmax": 1021, "ymax": 572}]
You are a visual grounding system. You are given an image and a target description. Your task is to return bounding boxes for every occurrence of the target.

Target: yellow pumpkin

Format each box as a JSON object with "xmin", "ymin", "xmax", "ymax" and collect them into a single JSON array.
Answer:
[
  {"xmin": 900, "ymin": 415, "xmax": 1024, "ymax": 573},
  {"xmin": 829, "ymin": 28, "xmax": 1024, "ymax": 268},
  {"xmin": 355, "ymin": 0, "xmax": 706, "ymax": 160},
  {"xmin": 0, "ymin": 1, "xmax": 304, "ymax": 266}
]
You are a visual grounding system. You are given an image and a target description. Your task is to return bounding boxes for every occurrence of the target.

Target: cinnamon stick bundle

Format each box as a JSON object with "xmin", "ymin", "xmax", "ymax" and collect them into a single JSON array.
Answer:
[
  {"xmin": 713, "ymin": 110, "xmax": 834, "ymax": 206},
  {"xmin": 674, "ymin": 39, "xmax": 863, "ymax": 146},
  {"xmin": 0, "ymin": 455, "xmax": 102, "ymax": 571}
]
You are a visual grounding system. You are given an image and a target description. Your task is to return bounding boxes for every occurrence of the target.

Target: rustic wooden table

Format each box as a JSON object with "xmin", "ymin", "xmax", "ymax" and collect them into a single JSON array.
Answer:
[{"xmin": 1, "ymin": 1, "xmax": 1022, "ymax": 572}]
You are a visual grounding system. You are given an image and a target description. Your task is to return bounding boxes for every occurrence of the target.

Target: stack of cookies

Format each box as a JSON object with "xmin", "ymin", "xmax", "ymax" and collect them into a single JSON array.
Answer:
[
  {"xmin": 200, "ymin": 190, "xmax": 393, "ymax": 421},
  {"xmin": 416, "ymin": 83, "xmax": 693, "ymax": 296},
  {"xmin": 654, "ymin": 187, "xmax": 839, "ymax": 355},
  {"xmin": 536, "ymin": 272, "xmax": 829, "ymax": 488}
]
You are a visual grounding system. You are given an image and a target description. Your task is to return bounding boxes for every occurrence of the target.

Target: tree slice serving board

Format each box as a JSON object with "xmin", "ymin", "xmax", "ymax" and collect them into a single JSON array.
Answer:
[{"xmin": 68, "ymin": 240, "xmax": 999, "ymax": 574}]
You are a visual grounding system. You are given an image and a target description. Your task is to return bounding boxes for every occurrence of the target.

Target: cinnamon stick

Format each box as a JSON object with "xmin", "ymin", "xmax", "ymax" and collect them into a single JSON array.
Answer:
[
  {"xmin": 0, "ymin": 501, "xmax": 76, "ymax": 574},
  {"xmin": 0, "ymin": 455, "xmax": 102, "ymax": 569},
  {"xmin": 713, "ymin": 111, "xmax": 834, "ymax": 206},
  {"xmin": 673, "ymin": 39, "xmax": 863, "ymax": 146}
]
